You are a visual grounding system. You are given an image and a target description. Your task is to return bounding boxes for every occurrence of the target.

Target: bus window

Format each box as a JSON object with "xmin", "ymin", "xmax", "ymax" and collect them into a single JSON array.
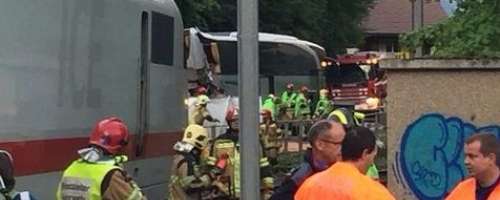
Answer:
[{"xmin": 151, "ymin": 11, "xmax": 174, "ymax": 66}]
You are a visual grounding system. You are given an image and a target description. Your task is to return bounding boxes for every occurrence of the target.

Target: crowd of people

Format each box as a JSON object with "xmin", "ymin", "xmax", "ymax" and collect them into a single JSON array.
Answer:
[{"xmin": 1, "ymin": 83, "xmax": 498, "ymax": 200}]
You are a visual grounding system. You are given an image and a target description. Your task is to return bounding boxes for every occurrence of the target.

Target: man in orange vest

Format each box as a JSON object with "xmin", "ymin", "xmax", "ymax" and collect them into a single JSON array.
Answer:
[
  {"xmin": 270, "ymin": 120, "xmax": 345, "ymax": 200},
  {"xmin": 295, "ymin": 126, "xmax": 395, "ymax": 200},
  {"xmin": 446, "ymin": 133, "xmax": 500, "ymax": 200}
]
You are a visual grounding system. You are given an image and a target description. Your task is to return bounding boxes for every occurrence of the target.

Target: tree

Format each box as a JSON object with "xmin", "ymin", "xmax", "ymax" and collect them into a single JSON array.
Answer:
[
  {"xmin": 175, "ymin": 0, "xmax": 375, "ymax": 54},
  {"xmin": 400, "ymin": 0, "xmax": 500, "ymax": 58}
]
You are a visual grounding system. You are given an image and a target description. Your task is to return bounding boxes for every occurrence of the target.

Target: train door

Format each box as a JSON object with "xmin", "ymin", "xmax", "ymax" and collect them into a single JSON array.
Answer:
[{"xmin": 136, "ymin": 11, "xmax": 149, "ymax": 156}]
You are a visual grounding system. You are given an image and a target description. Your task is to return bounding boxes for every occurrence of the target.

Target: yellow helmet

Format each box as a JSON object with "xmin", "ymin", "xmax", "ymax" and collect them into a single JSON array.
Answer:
[
  {"xmin": 196, "ymin": 95, "xmax": 210, "ymax": 106},
  {"xmin": 182, "ymin": 124, "xmax": 209, "ymax": 149}
]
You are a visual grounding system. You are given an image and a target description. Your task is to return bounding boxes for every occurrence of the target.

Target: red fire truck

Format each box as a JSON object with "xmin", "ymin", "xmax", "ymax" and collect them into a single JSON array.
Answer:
[{"xmin": 324, "ymin": 52, "xmax": 387, "ymax": 111}]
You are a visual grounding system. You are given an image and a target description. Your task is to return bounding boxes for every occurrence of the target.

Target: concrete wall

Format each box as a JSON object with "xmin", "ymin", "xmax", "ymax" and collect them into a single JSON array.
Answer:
[{"xmin": 380, "ymin": 59, "xmax": 500, "ymax": 200}]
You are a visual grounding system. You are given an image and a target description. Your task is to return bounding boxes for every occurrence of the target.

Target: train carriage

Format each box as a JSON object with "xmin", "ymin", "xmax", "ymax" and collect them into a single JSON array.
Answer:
[{"xmin": 0, "ymin": 0, "xmax": 185, "ymax": 199}]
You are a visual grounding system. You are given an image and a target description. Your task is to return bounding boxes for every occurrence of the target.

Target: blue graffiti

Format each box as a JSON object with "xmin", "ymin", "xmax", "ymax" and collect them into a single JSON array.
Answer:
[{"xmin": 398, "ymin": 113, "xmax": 500, "ymax": 200}]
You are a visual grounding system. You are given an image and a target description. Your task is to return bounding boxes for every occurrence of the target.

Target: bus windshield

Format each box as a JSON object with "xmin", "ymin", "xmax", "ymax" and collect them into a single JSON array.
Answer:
[{"xmin": 325, "ymin": 64, "xmax": 367, "ymax": 85}]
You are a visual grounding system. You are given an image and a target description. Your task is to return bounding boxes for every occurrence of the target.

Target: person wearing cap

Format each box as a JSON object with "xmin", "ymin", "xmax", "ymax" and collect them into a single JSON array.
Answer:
[
  {"xmin": 189, "ymin": 95, "xmax": 220, "ymax": 125},
  {"xmin": 270, "ymin": 120, "xmax": 345, "ymax": 200},
  {"xmin": 56, "ymin": 117, "xmax": 145, "ymax": 200},
  {"xmin": 295, "ymin": 126, "xmax": 395, "ymax": 200},
  {"xmin": 0, "ymin": 150, "xmax": 36, "ymax": 200}
]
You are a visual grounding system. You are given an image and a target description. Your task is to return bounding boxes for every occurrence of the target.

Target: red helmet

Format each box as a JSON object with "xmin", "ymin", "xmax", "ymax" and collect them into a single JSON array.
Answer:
[
  {"xmin": 225, "ymin": 106, "xmax": 239, "ymax": 123},
  {"xmin": 196, "ymin": 86, "xmax": 207, "ymax": 95},
  {"xmin": 89, "ymin": 117, "xmax": 129, "ymax": 154}
]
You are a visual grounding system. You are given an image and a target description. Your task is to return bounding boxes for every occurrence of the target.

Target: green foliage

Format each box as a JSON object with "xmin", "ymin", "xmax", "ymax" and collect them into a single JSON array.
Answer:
[
  {"xmin": 175, "ymin": 0, "xmax": 375, "ymax": 54},
  {"xmin": 400, "ymin": 0, "xmax": 500, "ymax": 58}
]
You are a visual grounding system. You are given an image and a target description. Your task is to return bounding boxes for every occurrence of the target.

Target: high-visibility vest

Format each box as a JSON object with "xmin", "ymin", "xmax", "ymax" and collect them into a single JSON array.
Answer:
[
  {"xmin": 295, "ymin": 162, "xmax": 395, "ymax": 200},
  {"xmin": 57, "ymin": 159, "xmax": 120, "ymax": 200},
  {"xmin": 446, "ymin": 178, "xmax": 500, "ymax": 200}
]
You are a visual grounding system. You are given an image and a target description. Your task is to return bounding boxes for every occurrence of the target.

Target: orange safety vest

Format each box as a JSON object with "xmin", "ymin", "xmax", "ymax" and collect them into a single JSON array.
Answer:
[
  {"xmin": 446, "ymin": 178, "xmax": 500, "ymax": 200},
  {"xmin": 294, "ymin": 162, "xmax": 395, "ymax": 200}
]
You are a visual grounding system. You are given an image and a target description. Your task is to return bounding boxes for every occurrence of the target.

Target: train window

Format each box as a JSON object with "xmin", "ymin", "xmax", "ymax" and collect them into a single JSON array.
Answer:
[{"xmin": 151, "ymin": 11, "xmax": 174, "ymax": 66}]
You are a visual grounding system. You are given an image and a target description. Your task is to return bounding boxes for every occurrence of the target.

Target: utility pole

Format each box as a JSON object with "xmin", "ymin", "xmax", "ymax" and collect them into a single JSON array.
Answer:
[
  {"xmin": 238, "ymin": 0, "xmax": 260, "ymax": 199},
  {"xmin": 412, "ymin": 0, "xmax": 424, "ymax": 57}
]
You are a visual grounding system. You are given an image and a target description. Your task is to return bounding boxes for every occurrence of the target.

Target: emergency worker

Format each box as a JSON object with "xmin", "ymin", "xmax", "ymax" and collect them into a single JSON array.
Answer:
[
  {"xmin": 294, "ymin": 86, "xmax": 310, "ymax": 120},
  {"xmin": 327, "ymin": 107, "xmax": 380, "ymax": 180},
  {"xmin": 0, "ymin": 150, "xmax": 36, "ymax": 200},
  {"xmin": 262, "ymin": 94, "xmax": 280, "ymax": 120},
  {"xmin": 207, "ymin": 106, "xmax": 274, "ymax": 199},
  {"xmin": 189, "ymin": 95, "xmax": 220, "ymax": 125},
  {"xmin": 56, "ymin": 117, "xmax": 145, "ymax": 200},
  {"xmin": 259, "ymin": 109, "xmax": 283, "ymax": 166},
  {"xmin": 313, "ymin": 89, "xmax": 333, "ymax": 119},
  {"xmin": 446, "ymin": 133, "xmax": 500, "ymax": 200},
  {"xmin": 169, "ymin": 124, "xmax": 212, "ymax": 200},
  {"xmin": 295, "ymin": 127, "xmax": 395, "ymax": 200},
  {"xmin": 280, "ymin": 83, "xmax": 297, "ymax": 120}
]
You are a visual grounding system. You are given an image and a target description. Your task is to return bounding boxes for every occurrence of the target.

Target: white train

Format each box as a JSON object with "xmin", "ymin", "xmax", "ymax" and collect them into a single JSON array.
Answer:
[{"xmin": 0, "ymin": 0, "xmax": 185, "ymax": 199}]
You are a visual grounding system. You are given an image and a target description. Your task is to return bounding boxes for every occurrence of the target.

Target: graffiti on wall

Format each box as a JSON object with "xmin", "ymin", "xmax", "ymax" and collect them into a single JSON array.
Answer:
[{"xmin": 393, "ymin": 113, "xmax": 500, "ymax": 200}]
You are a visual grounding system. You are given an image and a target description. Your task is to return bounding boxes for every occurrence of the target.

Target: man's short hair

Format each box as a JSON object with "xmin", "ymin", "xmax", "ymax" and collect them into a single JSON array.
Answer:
[
  {"xmin": 465, "ymin": 133, "xmax": 499, "ymax": 166},
  {"xmin": 341, "ymin": 126, "xmax": 376, "ymax": 161},
  {"xmin": 307, "ymin": 120, "xmax": 335, "ymax": 144}
]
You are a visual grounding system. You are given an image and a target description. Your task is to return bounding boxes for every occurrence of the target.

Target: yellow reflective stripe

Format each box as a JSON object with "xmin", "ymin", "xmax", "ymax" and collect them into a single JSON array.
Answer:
[
  {"xmin": 262, "ymin": 177, "xmax": 274, "ymax": 189},
  {"xmin": 260, "ymin": 158, "xmax": 270, "ymax": 167},
  {"xmin": 215, "ymin": 142, "xmax": 235, "ymax": 149},
  {"xmin": 127, "ymin": 185, "xmax": 143, "ymax": 200},
  {"xmin": 207, "ymin": 157, "xmax": 216, "ymax": 165}
]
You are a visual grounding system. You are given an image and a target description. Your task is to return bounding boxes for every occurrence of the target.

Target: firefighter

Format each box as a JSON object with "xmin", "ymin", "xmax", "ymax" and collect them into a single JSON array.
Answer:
[
  {"xmin": 313, "ymin": 89, "xmax": 333, "ymax": 119},
  {"xmin": 446, "ymin": 133, "xmax": 500, "ymax": 200},
  {"xmin": 279, "ymin": 83, "xmax": 297, "ymax": 120},
  {"xmin": 0, "ymin": 150, "xmax": 37, "ymax": 200},
  {"xmin": 259, "ymin": 109, "xmax": 283, "ymax": 166},
  {"xmin": 207, "ymin": 106, "xmax": 274, "ymax": 199},
  {"xmin": 327, "ymin": 107, "xmax": 380, "ymax": 180},
  {"xmin": 189, "ymin": 95, "xmax": 220, "ymax": 125},
  {"xmin": 56, "ymin": 117, "xmax": 145, "ymax": 200},
  {"xmin": 294, "ymin": 86, "xmax": 311, "ymax": 120},
  {"xmin": 262, "ymin": 94, "xmax": 281, "ymax": 120},
  {"xmin": 169, "ymin": 124, "xmax": 213, "ymax": 200}
]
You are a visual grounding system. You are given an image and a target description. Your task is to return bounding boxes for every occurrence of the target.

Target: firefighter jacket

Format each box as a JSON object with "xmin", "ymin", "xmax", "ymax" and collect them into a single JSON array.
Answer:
[
  {"xmin": 295, "ymin": 162, "xmax": 395, "ymax": 200},
  {"xmin": 57, "ymin": 156, "xmax": 144, "ymax": 200},
  {"xmin": 446, "ymin": 177, "xmax": 500, "ymax": 200},
  {"xmin": 189, "ymin": 106, "xmax": 214, "ymax": 125},
  {"xmin": 169, "ymin": 150, "xmax": 212, "ymax": 200},
  {"xmin": 259, "ymin": 122, "xmax": 282, "ymax": 149},
  {"xmin": 294, "ymin": 93, "xmax": 310, "ymax": 118},
  {"xmin": 207, "ymin": 129, "xmax": 274, "ymax": 199}
]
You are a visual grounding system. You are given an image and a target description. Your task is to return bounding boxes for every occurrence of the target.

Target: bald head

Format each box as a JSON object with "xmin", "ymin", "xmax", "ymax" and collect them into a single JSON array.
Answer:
[
  {"xmin": 308, "ymin": 120, "xmax": 344, "ymax": 144},
  {"xmin": 308, "ymin": 120, "xmax": 346, "ymax": 165}
]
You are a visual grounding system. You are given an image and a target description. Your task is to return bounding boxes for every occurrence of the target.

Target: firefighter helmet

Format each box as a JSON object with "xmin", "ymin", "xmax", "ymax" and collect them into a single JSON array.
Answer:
[
  {"xmin": 286, "ymin": 83, "xmax": 294, "ymax": 90},
  {"xmin": 89, "ymin": 117, "xmax": 129, "ymax": 154},
  {"xmin": 196, "ymin": 86, "xmax": 207, "ymax": 95},
  {"xmin": 319, "ymin": 89, "xmax": 329, "ymax": 97},
  {"xmin": 225, "ymin": 106, "xmax": 239, "ymax": 122},
  {"xmin": 260, "ymin": 108, "xmax": 272, "ymax": 119},
  {"xmin": 196, "ymin": 95, "xmax": 210, "ymax": 106},
  {"xmin": 182, "ymin": 124, "xmax": 209, "ymax": 150}
]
